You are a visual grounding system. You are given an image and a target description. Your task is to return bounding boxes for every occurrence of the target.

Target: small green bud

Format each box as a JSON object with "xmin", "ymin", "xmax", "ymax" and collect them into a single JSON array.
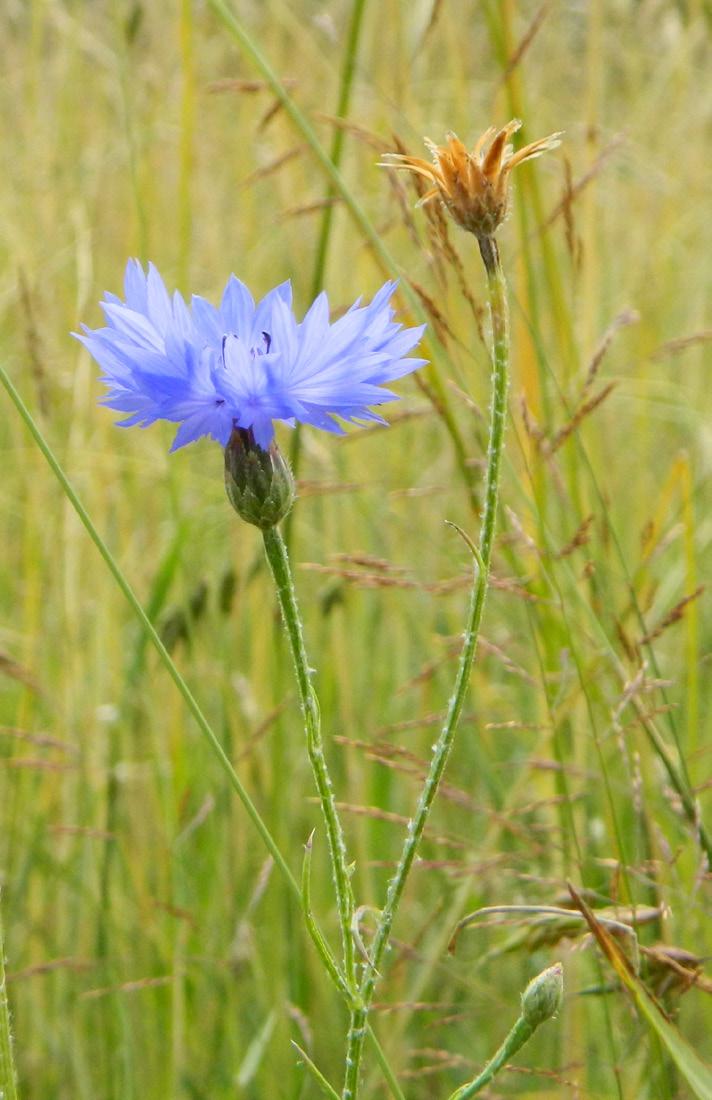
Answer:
[
  {"xmin": 224, "ymin": 427, "xmax": 295, "ymax": 529},
  {"xmin": 520, "ymin": 963, "xmax": 563, "ymax": 1028}
]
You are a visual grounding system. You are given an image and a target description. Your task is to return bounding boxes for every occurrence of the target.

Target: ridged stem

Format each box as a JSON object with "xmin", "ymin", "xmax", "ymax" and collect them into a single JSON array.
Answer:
[
  {"xmin": 448, "ymin": 1016, "xmax": 534, "ymax": 1099},
  {"xmin": 0, "ymin": 892, "xmax": 19, "ymax": 1100},
  {"xmin": 341, "ymin": 238, "xmax": 510, "ymax": 1100},
  {"xmin": 447, "ymin": 962, "xmax": 563, "ymax": 1098},
  {"xmin": 262, "ymin": 527, "xmax": 356, "ymax": 989}
]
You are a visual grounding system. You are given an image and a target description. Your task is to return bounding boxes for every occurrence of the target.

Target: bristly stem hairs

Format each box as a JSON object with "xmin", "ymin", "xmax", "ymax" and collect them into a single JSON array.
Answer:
[
  {"xmin": 342, "ymin": 165, "xmax": 515, "ymax": 1100},
  {"xmin": 337, "ymin": 122, "xmax": 562, "ymax": 1100}
]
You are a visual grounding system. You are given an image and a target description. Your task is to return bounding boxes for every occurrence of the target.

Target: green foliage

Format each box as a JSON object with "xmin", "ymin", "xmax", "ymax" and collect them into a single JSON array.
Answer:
[{"xmin": 1, "ymin": 1, "xmax": 711, "ymax": 1098}]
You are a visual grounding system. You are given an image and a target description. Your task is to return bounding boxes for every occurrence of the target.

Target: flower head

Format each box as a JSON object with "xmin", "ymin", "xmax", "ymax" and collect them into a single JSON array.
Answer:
[
  {"xmin": 224, "ymin": 427, "xmax": 296, "ymax": 529},
  {"xmin": 75, "ymin": 261, "xmax": 426, "ymax": 451},
  {"xmin": 382, "ymin": 120, "xmax": 562, "ymax": 239},
  {"xmin": 521, "ymin": 962, "xmax": 564, "ymax": 1028}
]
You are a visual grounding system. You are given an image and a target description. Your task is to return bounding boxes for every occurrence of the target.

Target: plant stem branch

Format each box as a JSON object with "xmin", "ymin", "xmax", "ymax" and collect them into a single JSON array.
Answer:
[
  {"xmin": 341, "ymin": 238, "xmax": 510, "ymax": 1100},
  {"xmin": 262, "ymin": 527, "xmax": 356, "ymax": 989},
  {"xmin": 448, "ymin": 1016, "xmax": 533, "ymax": 1099}
]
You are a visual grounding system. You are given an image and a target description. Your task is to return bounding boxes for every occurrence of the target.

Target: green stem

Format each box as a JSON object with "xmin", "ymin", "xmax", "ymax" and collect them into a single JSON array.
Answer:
[
  {"xmin": 310, "ymin": 0, "xmax": 368, "ymax": 299},
  {"xmin": 341, "ymin": 238, "xmax": 510, "ymax": 1100},
  {"xmin": 449, "ymin": 1016, "xmax": 533, "ymax": 1099},
  {"xmin": 0, "ymin": 892, "xmax": 19, "ymax": 1100},
  {"xmin": 0, "ymin": 362, "xmax": 298, "ymax": 902},
  {"xmin": 478, "ymin": 238, "xmax": 509, "ymax": 570},
  {"xmin": 449, "ymin": 962, "xmax": 562, "ymax": 1098},
  {"xmin": 262, "ymin": 527, "xmax": 356, "ymax": 989},
  {"xmin": 366, "ymin": 1025, "xmax": 406, "ymax": 1100},
  {"xmin": 302, "ymin": 831, "xmax": 349, "ymax": 997}
]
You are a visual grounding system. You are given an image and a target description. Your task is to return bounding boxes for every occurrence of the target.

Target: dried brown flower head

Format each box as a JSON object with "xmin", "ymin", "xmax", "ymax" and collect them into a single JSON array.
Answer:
[{"xmin": 382, "ymin": 120, "xmax": 562, "ymax": 240}]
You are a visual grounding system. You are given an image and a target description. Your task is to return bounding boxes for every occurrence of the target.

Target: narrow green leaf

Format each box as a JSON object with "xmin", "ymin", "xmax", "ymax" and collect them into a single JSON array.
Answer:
[{"xmin": 291, "ymin": 1041, "xmax": 341, "ymax": 1100}]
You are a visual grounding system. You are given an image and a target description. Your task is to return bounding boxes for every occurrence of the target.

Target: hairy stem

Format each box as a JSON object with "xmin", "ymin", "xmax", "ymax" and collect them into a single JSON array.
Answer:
[
  {"xmin": 262, "ymin": 527, "xmax": 356, "ymax": 989},
  {"xmin": 341, "ymin": 239, "xmax": 510, "ymax": 1099},
  {"xmin": 449, "ymin": 1016, "xmax": 533, "ymax": 1099}
]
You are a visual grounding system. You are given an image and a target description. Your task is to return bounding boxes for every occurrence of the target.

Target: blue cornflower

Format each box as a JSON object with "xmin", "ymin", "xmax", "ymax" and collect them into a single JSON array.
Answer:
[{"xmin": 76, "ymin": 260, "xmax": 426, "ymax": 451}]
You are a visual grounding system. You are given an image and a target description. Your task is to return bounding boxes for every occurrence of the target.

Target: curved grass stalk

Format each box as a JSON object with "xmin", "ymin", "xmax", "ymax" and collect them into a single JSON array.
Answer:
[
  {"xmin": 341, "ymin": 242, "xmax": 510, "ymax": 1100},
  {"xmin": 0, "ymin": 362, "xmax": 298, "ymax": 902},
  {"xmin": 302, "ymin": 831, "xmax": 350, "ymax": 997},
  {"xmin": 310, "ymin": 0, "xmax": 369, "ymax": 299},
  {"xmin": 0, "ymin": 892, "xmax": 19, "ymax": 1100},
  {"xmin": 292, "ymin": 1041, "xmax": 341, "ymax": 1100}
]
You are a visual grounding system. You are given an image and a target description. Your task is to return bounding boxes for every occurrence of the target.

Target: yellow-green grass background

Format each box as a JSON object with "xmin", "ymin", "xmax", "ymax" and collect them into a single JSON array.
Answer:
[{"xmin": 1, "ymin": 1, "xmax": 711, "ymax": 1097}]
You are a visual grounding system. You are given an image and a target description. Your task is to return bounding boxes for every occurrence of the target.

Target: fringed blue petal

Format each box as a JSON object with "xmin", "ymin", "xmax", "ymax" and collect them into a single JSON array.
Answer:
[{"xmin": 78, "ymin": 261, "xmax": 426, "ymax": 451}]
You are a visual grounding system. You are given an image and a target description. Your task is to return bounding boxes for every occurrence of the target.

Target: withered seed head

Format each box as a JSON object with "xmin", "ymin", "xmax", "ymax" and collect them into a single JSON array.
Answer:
[{"xmin": 381, "ymin": 120, "xmax": 562, "ymax": 240}]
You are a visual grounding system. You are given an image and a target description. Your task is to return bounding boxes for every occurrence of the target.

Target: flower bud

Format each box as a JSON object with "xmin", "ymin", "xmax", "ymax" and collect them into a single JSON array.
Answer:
[
  {"xmin": 224, "ymin": 427, "xmax": 295, "ymax": 529},
  {"xmin": 520, "ymin": 963, "xmax": 563, "ymax": 1028}
]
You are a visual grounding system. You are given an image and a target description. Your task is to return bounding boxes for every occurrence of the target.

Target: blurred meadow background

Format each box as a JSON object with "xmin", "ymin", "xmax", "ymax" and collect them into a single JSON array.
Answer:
[{"xmin": 2, "ymin": 0, "xmax": 712, "ymax": 1097}]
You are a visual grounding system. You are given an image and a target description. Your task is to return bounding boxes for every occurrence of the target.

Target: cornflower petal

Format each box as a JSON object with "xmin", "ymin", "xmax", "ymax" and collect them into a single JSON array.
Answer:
[
  {"xmin": 123, "ymin": 259, "xmax": 149, "ymax": 313},
  {"xmin": 145, "ymin": 263, "xmax": 173, "ymax": 334},
  {"xmin": 77, "ymin": 261, "xmax": 426, "ymax": 450},
  {"xmin": 251, "ymin": 281, "xmax": 293, "ymax": 344},
  {"xmin": 100, "ymin": 302, "xmax": 164, "ymax": 351},
  {"xmin": 219, "ymin": 275, "xmax": 255, "ymax": 337}
]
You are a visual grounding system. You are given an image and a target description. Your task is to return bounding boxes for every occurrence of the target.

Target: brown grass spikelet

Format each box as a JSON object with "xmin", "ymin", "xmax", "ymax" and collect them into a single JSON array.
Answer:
[
  {"xmin": 546, "ymin": 380, "xmax": 618, "ymax": 454},
  {"xmin": 641, "ymin": 944, "xmax": 712, "ymax": 999},
  {"xmin": 638, "ymin": 585, "xmax": 705, "ymax": 647},
  {"xmin": 555, "ymin": 514, "xmax": 595, "ymax": 560}
]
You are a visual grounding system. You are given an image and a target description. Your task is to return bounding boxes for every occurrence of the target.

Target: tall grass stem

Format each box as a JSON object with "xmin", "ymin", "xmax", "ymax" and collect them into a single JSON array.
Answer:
[
  {"xmin": 288, "ymin": 0, "xmax": 369, "ymax": 535},
  {"xmin": 0, "ymin": 891, "xmax": 19, "ymax": 1100},
  {"xmin": 310, "ymin": 0, "xmax": 368, "ymax": 299}
]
